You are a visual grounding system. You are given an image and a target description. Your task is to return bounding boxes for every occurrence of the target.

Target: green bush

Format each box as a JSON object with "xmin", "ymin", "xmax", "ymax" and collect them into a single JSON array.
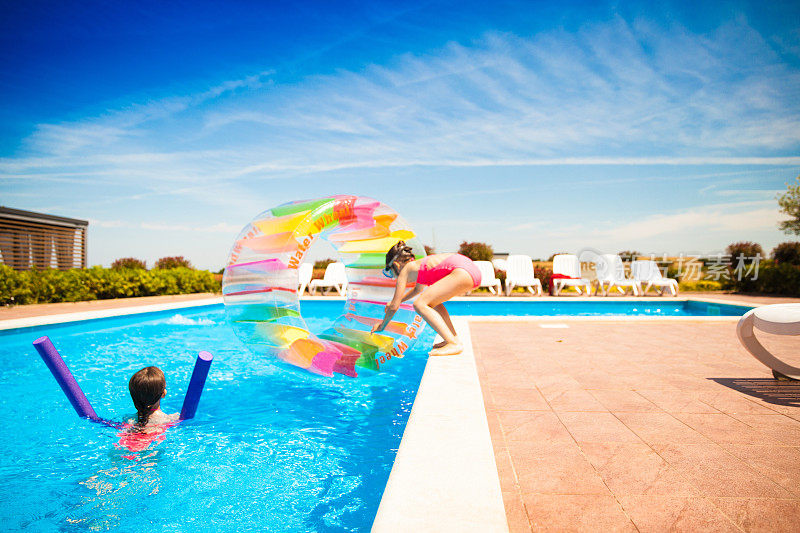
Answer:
[
  {"xmin": 154, "ymin": 256, "xmax": 192, "ymax": 269},
  {"xmin": 111, "ymin": 257, "xmax": 147, "ymax": 270},
  {"xmin": 0, "ymin": 266, "xmax": 220, "ymax": 305},
  {"xmin": 458, "ymin": 241, "xmax": 493, "ymax": 262},
  {"xmin": 772, "ymin": 241, "xmax": 800, "ymax": 265},
  {"xmin": 731, "ymin": 260, "xmax": 800, "ymax": 296}
]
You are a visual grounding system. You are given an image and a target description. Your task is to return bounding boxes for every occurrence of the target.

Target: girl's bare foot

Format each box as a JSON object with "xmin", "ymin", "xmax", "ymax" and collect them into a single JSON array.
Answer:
[
  {"xmin": 429, "ymin": 342, "xmax": 463, "ymax": 356},
  {"xmin": 432, "ymin": 339, "xmax": 456, "ymax": 350}
]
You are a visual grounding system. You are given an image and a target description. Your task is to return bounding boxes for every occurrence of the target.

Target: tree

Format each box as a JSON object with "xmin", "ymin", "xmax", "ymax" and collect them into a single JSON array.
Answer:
[
  {"xmin": 458, "ymin": 241, "xmax": 493, "ymax": 261},
  {"xmin": 111, "ymin": 257, "xmax": 146, "ymax": 270},
  {"xmin": 725, "ymin": 242, "xmax": 763, "ymax": 259},
  {"xmin": 618, "ymin": 250, "xmax": 641, "ymax": 261},
  {"xmin": 777, "ymin": 176, "xmax": 800, "ymax": 235},
  {"xmin": 772, "ymin": 242, "xmax": 800, "ymax": 265},
  {"xmin": 154, "ymin": 256, "xmax": 192, "ymax": 269}
]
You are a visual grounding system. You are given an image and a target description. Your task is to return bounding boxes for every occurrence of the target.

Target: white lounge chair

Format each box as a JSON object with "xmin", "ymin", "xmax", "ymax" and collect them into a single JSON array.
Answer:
[
  {"xmin": 309, "ymin": 262, "xmax": 348, "ymax": 296},
  {"xmin": 491, "ymin": 258, "xmax": 507, "ymax": 272},
  {"xmin": 551, "ymin": 254, "xmax": 592, "ymax": 296},
  {"xmin": 631, "ymin": 260, "xmax": 678, "ymax": 296},
  {"xmin": 737, "ymin": 304, "xmax": 800, "ymax": 380},
  {"xmin": 594, "ymin": 254, "xmax": 640, "ymax": 296},
  {"xmin": 297, "ymin": 263, "xmax": 312, "ymax": 295},
  {"xmin": 504, "ymin": 254, "xmax": 542, "ymax": 296},
  {"xmin": 474, "ymin": 260, "xmax": 502, "ymax": 294}
]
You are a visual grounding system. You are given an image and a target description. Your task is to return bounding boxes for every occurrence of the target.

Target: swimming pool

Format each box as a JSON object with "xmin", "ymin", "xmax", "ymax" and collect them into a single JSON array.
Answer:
[
  {"xmin": 0, "ymin": 304, "xmax": 433, "ymax": 532},
  {"xmin": 442, "ymin": 298, "xmax": 751, "ymax": 317},
  {"xmin": 0, "ymin": 297, "xmax": 750, "ymax": 531}
]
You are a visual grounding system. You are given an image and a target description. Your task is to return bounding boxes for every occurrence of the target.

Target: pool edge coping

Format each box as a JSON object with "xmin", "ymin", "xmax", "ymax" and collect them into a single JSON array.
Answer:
[{"xmin": 372, "ymin": 317, "xmax": 509, "ymax": 532}]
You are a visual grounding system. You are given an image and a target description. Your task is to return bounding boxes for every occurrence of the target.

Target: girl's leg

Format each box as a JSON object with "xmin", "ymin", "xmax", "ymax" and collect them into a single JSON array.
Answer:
[
  {"xmin": 414, "ymin": 269, "xmax": 475, "ymax": 356},
  {"xmin": 432, "ymin": 303, "xmax": 457, "ymax": 349}
]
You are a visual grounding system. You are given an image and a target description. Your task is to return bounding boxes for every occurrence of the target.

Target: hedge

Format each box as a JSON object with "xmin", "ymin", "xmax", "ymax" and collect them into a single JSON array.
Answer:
[
  {"xmin": 0, "ymin": 265, "xmax": 220, "ymax": 305},
  {"xmin": 730, "ymin": 260, "xmax": 800, "ymax": 297}
]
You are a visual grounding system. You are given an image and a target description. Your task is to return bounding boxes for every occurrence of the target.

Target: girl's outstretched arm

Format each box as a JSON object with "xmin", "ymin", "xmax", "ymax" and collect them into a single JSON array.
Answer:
[
  {"xmin": 371, "ymin": 265, "xmax": 412, "ymax": 332},
  {"xmin": 400, "ymin": 284, "xmax": 423, "ymax": 302}
]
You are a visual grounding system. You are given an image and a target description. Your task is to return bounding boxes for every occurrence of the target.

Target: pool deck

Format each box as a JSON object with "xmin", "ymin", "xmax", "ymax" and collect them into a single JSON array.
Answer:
[
  {"xmin": 470, "ymin": 298, "xmax": 800, "ymax": 532},
  {"xmin": 3, "ymin": 292, "xmax": 799, "ymax": 531}
]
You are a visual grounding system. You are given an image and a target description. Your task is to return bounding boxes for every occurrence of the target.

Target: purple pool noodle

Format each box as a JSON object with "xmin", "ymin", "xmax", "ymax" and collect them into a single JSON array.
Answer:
[
  {"xmin": 180, "ymin": 351, "xmax": 213, "ymax": 420},
  {"xmin": 33, "ymin": 336, "xmax": 98, "ymax": 420}
]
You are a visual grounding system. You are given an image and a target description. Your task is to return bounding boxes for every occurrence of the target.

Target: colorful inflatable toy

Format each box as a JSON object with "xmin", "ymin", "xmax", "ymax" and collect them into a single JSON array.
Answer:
[{"xmin": 223, "ymin": 196, "xmax": 427, "ymax": 377}]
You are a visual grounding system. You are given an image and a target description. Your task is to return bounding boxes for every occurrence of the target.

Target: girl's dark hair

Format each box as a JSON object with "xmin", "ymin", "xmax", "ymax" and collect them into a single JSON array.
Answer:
[
  {"xmin": 129, "ymin": 366, "xmax": 166, "ymax": 425},
  {"xmin": 385, "ymin": 240, "xmax": 415, "ymax": 272}
]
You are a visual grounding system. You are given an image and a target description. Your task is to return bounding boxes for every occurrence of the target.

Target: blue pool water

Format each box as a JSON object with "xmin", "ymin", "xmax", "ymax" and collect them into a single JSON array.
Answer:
[
  {"xmin": 444, "ymin": 298, "xmax": 750, "ymax": 317},
  {"xmin": 0, "ymin": 298, "xmax": 749, "ymax": 531},
  {"xmin": 0, "ymin": 303, "xmax": 433, "ymax": 532}
]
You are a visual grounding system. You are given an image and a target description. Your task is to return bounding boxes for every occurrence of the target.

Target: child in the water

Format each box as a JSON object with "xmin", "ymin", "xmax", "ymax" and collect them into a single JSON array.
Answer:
[
  {"xmin": 371, "ymin": 240, "xmax": 481, "ymax": 356},
  {"xmin": 128, "ymin": 366, "xmax": 179, "ymax": 427},
  {"xmin": 116, "ymin": 366, "xmax": 179, "ymax": 454}
]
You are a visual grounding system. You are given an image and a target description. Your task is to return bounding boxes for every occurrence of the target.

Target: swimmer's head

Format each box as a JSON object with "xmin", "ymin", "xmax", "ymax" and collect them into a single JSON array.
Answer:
[
  {"xmin": 383, "ymin": 240, "xmax": 415, "ymax": 277},
  {"xmin": 129, "ymin": 366, "xmax": 166, "ymax": 425}
]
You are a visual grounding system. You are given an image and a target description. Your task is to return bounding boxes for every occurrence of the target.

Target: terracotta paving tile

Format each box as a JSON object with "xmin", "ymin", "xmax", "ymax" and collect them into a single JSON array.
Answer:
[
  {"xmin": 509, "ymin": 441, "xmax": 610, "ymax": 495},
  {"xmin": 720, "ymin": 445, "xmax": 800, "ymax": 497},
  {"xmin": 502, "ymin": 492, "xmax": 533, "ymax": 533},
  {"xmin": 588, "ymin": 389, "xmax": 663, "ymax": 413},
  {"xmin": 728, "ymin": 414, "xmax": 800, "ymax": 446},
  {"xmin": 710, "ymin": 497, "xmax": 800, "ymax": 533},
  {"xmin": 469, "ymin": 318, "xmax": 800, "ymax": 531},
  {"xmin": 615, "ymin": 412, "xmax": 713, "ymax": 445},
  {"xmin": 491, "ymin": 387, "xmax": 552, "ymax": 411},
  {"xmin": 695, "ymin": 389, "xmax": 783, "ymax": 416},
  {"xmin": 497, "ymin": 411, "xmax": 575, "ymax": 444},
  {"xmin": 672, "ymin": 413, "xmax": 783, "ymax": 445},
  {"xmin": 617, "ymin": 496, "xmax": 739, "ymax": 532},
  {"xmin": 486, "ymin": 371, "xmax": 540, "ymax": 390},
  {"xmin": 486, "ymin": 411, "xmax": 503, "ymax": 441},
  {"xmin": 637, "ymin": 389, "xmax": 723, "ymax": 414},
  {"xmin": 580, "ymin": 442, "xmax": 699, "ymax": 496},
  {"xmin": 495, "ymin": 447, "xmax": 519, "ymax": 489},
  {"xmin": 652, "ymin": 443, "xmax": 793, "ymax": 498},
  {"xmin": 533, "ymin": 373, "xmax": 584, "ymax": 397},
  {"xmin": 545, "ymin": 389, "xmax": 609, "ymax": 412},
  {"xmin": 557, "ymin": 412, "xmax": 643, "ymax": 444},
  {"xmin": 522, "ymin": 494, "xmax": 636, "ymax": 532}
]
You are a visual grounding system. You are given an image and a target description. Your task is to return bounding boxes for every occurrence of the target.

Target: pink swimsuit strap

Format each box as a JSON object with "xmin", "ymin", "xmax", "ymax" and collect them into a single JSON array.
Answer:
[{"xmin": 417, "ymin": 254, "xmax": 481, "ymax": 288}]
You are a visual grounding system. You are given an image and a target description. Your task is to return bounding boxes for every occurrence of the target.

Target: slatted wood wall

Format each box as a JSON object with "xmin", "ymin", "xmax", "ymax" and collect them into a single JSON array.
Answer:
[{"xmin": 0, "ymin": 211, "xmax": 87, "ymax": 270}]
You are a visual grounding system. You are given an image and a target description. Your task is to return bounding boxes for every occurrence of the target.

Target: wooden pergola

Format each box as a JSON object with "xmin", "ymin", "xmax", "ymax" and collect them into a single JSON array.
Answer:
[{"xmin": 0, "ymin": 207, "xmax": 88, "ymax": 270}]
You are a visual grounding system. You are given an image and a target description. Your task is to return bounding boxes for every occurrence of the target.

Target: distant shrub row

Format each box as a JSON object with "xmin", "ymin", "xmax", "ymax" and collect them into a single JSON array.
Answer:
[
  {"xmin": 110, "ymin": 256, "xmax": 193, "ymax": 270},
  {"xmin": 0, "ymin": 265, "xmax": 220, "ymax": 305},
  {"xmin": 730, "ymin": 261, "xmax": 800, "ymax": 297}
]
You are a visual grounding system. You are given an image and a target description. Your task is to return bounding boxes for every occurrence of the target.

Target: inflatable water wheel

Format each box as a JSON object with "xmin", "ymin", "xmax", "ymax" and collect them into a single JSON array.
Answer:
[{"xmin": 223, "ymin": 196, "xmax": 427, "ymax": 377}]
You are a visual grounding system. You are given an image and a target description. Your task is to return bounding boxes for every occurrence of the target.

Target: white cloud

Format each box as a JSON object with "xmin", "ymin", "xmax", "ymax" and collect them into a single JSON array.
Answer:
[{"xmin": 2, "ymin": 17, "xmax": 798, "ymax": 190}]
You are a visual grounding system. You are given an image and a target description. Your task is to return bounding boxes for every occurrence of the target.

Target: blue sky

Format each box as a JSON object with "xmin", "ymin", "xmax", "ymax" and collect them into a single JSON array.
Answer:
[{"xmin": 2, "ymin": 0, "xmax": 799, "ymax": 269}]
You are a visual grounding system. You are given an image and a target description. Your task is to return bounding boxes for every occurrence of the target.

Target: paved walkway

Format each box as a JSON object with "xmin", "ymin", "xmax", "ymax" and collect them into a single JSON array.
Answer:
[
  {"xmin": 471, "ymin": 320, "xmax": 800, "ymax": 532},
  {"xmin": 0, "ymin": 293, "xmax": 219, "ymax": 320}
]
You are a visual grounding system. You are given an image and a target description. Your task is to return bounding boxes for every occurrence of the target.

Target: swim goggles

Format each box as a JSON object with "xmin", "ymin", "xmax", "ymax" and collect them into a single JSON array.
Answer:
[{"xmin": 382, "ymin": 265, "xmax": 397, "ymax": 278}]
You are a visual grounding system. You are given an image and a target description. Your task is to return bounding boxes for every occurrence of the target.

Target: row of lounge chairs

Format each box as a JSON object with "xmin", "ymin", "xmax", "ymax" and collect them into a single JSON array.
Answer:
[
  {"xmin": 481, "ymin": 254, "xmax": 678, "ymax": 296},
  {"xmin": 298, "ymin": 254, "xmax": 679, "ymax": 296}
]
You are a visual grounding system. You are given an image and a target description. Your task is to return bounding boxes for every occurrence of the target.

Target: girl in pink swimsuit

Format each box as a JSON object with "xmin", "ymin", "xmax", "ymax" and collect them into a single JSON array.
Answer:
[
  {"xmin": 117, "ymin": 366, "xmax": 180, "ymax": 454},
  {"xmin": 371, "ymin": 240, "xmax": 481, "ymax": 356}
]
